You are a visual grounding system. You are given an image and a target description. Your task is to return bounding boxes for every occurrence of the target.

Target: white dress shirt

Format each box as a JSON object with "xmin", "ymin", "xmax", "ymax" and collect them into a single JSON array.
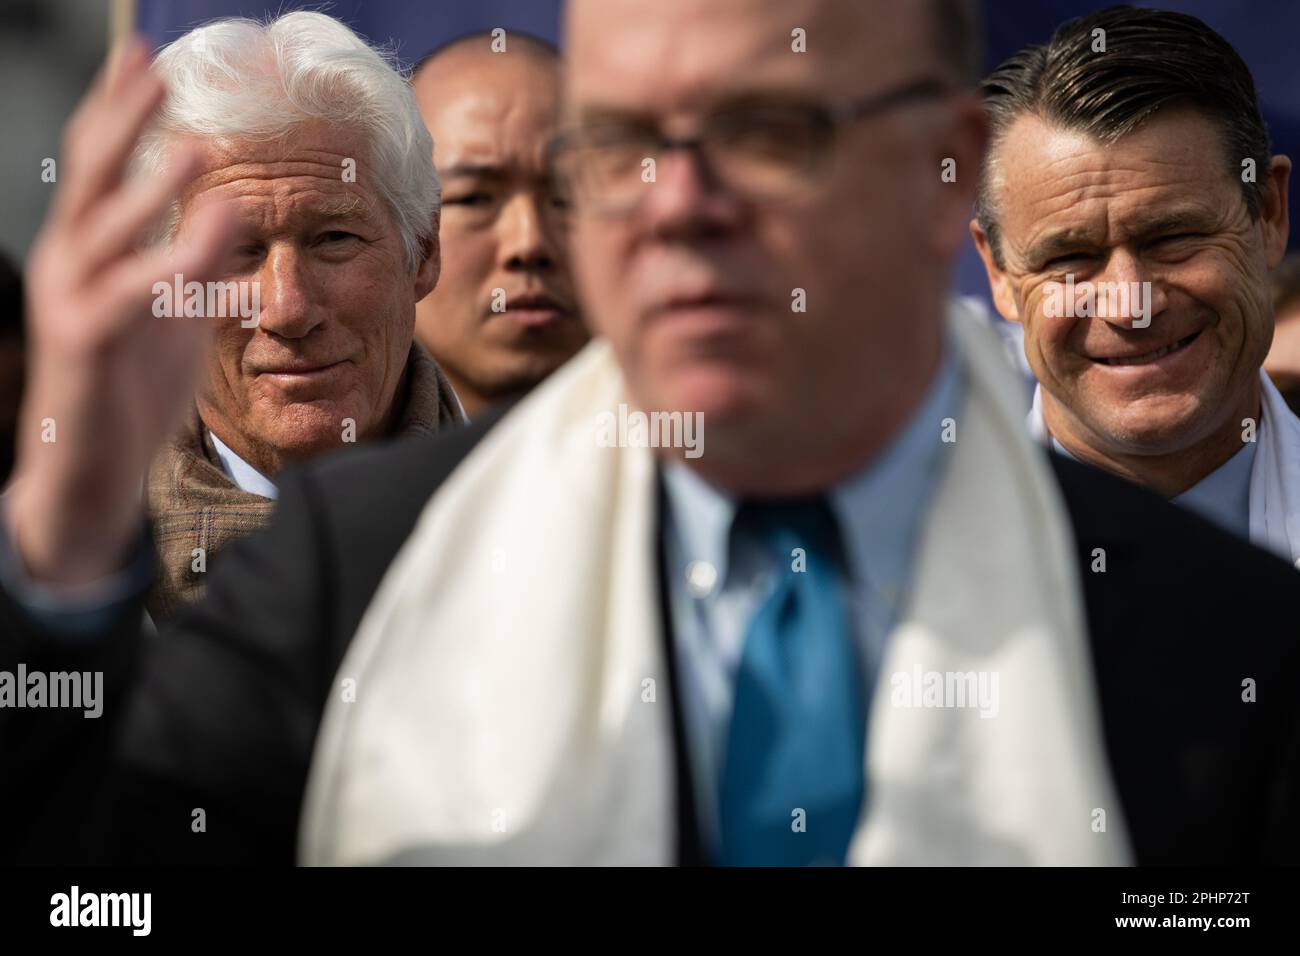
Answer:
[{"xmin": 208, "ymin": 430, "xmax": 278, "ymax": 501}]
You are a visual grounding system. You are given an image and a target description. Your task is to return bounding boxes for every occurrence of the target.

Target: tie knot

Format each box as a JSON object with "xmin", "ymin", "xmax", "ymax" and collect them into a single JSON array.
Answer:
[{"xmin": 733, "ymin": 495, "xmax": 845, "ymax": 566}]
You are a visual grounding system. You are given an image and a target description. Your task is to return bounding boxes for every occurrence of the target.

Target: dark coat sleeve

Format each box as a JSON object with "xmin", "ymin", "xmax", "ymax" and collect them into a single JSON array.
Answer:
[
  {"xmin": 0, "ymin": 413, "xmax": 499, "ymax": 865},
  {"xmin": 1049, "ymin": 452, "xmax": 1300, "ymax": 865},
  {"xmin": 0, "ymin": 467, "xmax": 331, "ymax": 864}
]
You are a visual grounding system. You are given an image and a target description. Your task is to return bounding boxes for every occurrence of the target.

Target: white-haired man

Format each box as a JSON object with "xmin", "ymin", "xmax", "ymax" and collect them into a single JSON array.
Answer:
[{"xmin": 23, "ymin": 14, "xmax": 462, "ymax": 621}]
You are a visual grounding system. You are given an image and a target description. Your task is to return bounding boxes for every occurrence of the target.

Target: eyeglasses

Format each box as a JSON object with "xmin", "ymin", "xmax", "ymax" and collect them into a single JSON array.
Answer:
[{"xmin": 547, "ymin": 77, "xmax": 951, "ymax": 217}]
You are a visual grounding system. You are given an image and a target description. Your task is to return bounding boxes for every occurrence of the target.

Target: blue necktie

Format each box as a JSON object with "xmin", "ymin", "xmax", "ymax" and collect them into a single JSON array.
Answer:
[{"xmin": 718, "ymin": 497, "xmax": 865, "ymax": 866}]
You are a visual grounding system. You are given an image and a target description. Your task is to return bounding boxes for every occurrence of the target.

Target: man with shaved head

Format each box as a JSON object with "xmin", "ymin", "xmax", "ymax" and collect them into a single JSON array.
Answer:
[
  {"xmin": 3, "ymin": 2, "xmax": 1300, "ymax": 869},
  {"xmin": 411, "ymin": 33, "xmax": 587, "ymax": 418}
]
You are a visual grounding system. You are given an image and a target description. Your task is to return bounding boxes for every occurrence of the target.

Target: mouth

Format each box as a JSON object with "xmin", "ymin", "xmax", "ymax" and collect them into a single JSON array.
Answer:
[
  {"xmin": 1091, "ymin": 330, "xmax": 1202, "ymax": 367},
  {"xmin": 495, "ymin": 293, "xmax": 571, "ymax": 328},
  {"xmin": 256, "ymin": 360, "xmax": 349, "ymax": 380},
  {"xmin": 648, "ymin": 291, "xmax": 759, "ymax": 323}
]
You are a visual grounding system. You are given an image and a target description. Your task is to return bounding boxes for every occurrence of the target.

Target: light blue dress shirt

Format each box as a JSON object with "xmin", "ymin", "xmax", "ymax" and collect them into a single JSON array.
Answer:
[
  {"xmin": 660, "ymin": 345, "xmax": 964, "ymax": 855},
  {"xmin": 1171, "ymin": 442, "xmax": 1256, "ymax": 538},
  {"xmin": 209, "ymin": 429, "xmax": 279, "ymax": 500}
]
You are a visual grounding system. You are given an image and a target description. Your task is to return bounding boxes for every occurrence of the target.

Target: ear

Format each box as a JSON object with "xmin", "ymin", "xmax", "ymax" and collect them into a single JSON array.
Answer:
[
  {"xmin": 413, "ymin": 210, "xmax": 441, "ymax": 302},
  {"xmin": 1261, "ymin": 155, "xmax": 1291, "ymax": 269},
  {"xmin": 970, "ymin": 218, "xmax": 1022, "ymax": 323}
]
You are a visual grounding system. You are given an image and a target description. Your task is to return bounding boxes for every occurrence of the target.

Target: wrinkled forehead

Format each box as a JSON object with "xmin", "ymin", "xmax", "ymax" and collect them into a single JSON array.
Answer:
[
  {"xmin": 413, "ymin": 47, "xmax": 561, "ymax": 178},
  {"xmin": 179, "ymin": 120, "xmax": 388, "ymax": 225},
  {"xmin": 189, "ymin": 120, "xmax": 370, "ymax": 185},
  {"xmin": 995, "ymin": 110, "xmax": 1244, "ymax": 257},
  {"xmin": 563, "ymin": 0, "xmax": 935, "ymax": 118}
]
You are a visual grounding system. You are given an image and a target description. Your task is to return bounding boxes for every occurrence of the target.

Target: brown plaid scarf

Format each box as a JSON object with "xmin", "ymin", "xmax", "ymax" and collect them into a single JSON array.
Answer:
[{"xmin": 145, "ymin": 343, "xmax": 462, "ymax": 622}]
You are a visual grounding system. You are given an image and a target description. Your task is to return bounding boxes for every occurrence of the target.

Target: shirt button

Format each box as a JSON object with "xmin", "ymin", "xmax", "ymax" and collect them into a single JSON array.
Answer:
[{"xmin": 686, "ymin": 560, "xmax": 718, "ymax": 598}]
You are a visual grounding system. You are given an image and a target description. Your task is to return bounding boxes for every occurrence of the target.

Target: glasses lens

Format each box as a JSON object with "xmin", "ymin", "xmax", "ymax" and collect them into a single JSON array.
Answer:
[
  {"xmin": 707, "ymin": 109, "xmax": 830, "ymax": 199},
  {"xmin": 552, "ymin": 107, "xmax": 833, "ymax": 214},
  {"xmin": 554, "ymin": 129, "xmax": 656, "ymax": 213}
]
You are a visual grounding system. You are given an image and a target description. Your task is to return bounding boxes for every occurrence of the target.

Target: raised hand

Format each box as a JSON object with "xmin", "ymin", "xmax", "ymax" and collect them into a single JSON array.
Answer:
[{"xmin": 5, "ymin": 37, "xmax": 237, "ymax": 586}]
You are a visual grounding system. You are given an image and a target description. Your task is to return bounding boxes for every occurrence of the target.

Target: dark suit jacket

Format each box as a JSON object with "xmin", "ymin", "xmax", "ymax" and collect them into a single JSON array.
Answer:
[{"xmin": 2, "ymin": 414, "xmax": 1299, "ymax": 865}]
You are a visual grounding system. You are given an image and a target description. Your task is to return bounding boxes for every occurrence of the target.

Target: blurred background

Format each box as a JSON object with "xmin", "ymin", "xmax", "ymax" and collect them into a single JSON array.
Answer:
[{"xmin": 0, "ymin": 0, "xmax": 107, "ymax": 267}]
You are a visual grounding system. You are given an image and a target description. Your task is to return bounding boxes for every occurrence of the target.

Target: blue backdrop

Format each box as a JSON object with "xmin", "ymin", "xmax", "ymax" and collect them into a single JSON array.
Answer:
[
  {"xmin": 134, "ymin": 0, "xmax": 1300, "ymax": 303},
  {"xmin": 135, "ymin": 0, "xmax": 563, "ymax": 68}
]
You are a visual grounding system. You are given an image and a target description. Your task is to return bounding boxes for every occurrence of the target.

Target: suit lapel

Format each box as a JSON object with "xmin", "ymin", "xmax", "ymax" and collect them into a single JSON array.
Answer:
[{"xmin": 653, "ymin": 471, "xmax": 707, "ymax": 866}]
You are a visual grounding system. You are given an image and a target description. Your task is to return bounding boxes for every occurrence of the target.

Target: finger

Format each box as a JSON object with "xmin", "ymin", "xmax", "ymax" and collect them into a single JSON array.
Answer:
[
  {"xmin": 168, "ymin": 197, "xmax": 242, "ymax": 290},
  {"xmin": 73, "ymin": 140, "xmax": 207, "ymax": 285},
  {"xmin": 104, "ymin": 35, "xmax": 150, "ymax": 96},
  {"xmin": 52, "ymin": 55, "xmax": 167, "ymax": 228},
  {"xmin": 97, "ymin": 198, "xmax": 240, "ymax": 337},
  {"xmin": 63, "ymin": 37, "xmax": 148, "ymax": 146}
]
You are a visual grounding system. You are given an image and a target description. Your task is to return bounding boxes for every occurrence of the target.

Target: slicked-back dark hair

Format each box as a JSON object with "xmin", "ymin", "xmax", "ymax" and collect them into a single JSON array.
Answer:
[{"xmin": 975, "ymin": 5, "xmax": 1271, "ymax": 267}]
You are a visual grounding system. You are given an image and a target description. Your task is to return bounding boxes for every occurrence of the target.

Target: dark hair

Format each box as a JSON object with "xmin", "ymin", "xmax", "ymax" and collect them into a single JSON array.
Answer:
[{"xmin": 975, "ymin": 5, "xmax": 1270, "ymax": 267}]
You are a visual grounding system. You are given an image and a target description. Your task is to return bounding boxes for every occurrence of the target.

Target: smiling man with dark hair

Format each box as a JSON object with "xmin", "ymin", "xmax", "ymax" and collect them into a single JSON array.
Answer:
[{"xmin": 972, "ymin": 5, "xmax": 1300, "ymax": 566}]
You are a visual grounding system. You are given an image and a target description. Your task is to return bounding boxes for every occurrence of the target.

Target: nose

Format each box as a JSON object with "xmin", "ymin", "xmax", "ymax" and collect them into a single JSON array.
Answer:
[
  {"xmin": 637, "ymin": 145, "xmax": 746, "ymax": 241},
  {"xmin": 255, "ymin": 244, "xmax": 322, "ymax": 339},
  {"xmin": 1098, "ymin": 248, "xmax": 1166, "ymax": 330},
  {"xmin": 499, "ymin": 192, "xmax": 559, "ymax": 274}
]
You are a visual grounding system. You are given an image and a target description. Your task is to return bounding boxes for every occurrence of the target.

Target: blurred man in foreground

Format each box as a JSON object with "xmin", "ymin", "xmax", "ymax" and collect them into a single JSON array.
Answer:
[
  {"xmin": 972, "ymin": 6, "xmax": 1300, "ymax": 568},
  {"xmin": 301, "ymin": 0, "xmax": 1300, "ymax": 865},
  {"xmin": 411, "ymin": 33, "xmax": 587, "ymax": 420},
  {"xmin": 2, "ymin": 2, "xmax": 1299, "ymax": 867}
]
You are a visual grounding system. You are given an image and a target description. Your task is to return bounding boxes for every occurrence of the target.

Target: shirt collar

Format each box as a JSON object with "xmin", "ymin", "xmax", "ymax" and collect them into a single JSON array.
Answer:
[
  {"xmin": 662, "ymin": 454, "xmax": 737, "ymax": 592},
  {"xmin": 1172, "ymin": 439, "xmax": 1256, "ymax": 538},
  {"xmin": 662, "ymin": 339, "xmax": 962, "ymax": 594},
  {"xmin": 208, "ymin": 429, "xmax": 279, "ymax": 501},
  {"xmin": 830, "ymin": 343, "xmax": 961, "ymax": 596},
  {"xmin": 1032, "ymin": 384, "xmax": 1257, "ymax": 539}
]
